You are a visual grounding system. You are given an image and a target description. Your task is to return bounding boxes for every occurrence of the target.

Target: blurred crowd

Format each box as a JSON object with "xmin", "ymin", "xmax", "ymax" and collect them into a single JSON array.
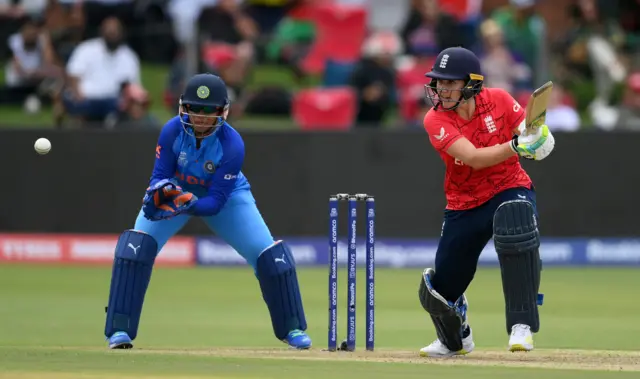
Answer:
[{"xmin": 1, "ymin": 0, "xmax": 639, "ymax": 131}]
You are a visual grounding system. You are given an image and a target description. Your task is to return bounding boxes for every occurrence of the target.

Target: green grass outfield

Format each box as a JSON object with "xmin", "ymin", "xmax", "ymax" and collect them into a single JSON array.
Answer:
[{"xmin": 1, "ymin": 265, "xmax": 639, "ymax": 378}]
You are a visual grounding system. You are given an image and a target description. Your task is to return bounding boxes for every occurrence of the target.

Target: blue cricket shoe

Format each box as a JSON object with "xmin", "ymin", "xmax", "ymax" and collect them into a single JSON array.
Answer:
[
  {"xmin": 108, "ymin": 331, "xmax": 133, "ymax": 349},
  {"xmin": 285, "ymin": 329, "xmax": 312, "ymax": 349}
]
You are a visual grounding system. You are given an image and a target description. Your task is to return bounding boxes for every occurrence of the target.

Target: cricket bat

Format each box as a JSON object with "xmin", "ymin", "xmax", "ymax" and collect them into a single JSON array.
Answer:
[{"xmin": 525, "ymin": 81, "xmax": 553, "ymax": 133}]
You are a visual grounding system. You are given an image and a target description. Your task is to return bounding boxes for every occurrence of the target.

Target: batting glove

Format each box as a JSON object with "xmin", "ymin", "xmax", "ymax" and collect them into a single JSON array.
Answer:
[{"xmin": 510, "ymin": 125, "xmax": 555, "ymax": 161}]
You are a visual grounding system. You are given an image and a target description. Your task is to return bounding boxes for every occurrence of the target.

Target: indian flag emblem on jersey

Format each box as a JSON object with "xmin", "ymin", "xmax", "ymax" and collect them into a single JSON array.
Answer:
[{"xmin": 197, "ymin": 86, "xmax": 210, "ymax": 99}]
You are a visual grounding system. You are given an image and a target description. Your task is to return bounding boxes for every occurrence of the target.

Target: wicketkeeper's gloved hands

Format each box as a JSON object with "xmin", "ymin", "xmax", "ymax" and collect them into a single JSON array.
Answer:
[
  {"xmin": 510, "ymin": 124, "xmax": 555, "ymax": 161},
  {"xmin": 143, "ymin": 179, "xmax": 180, "ymax": 205},
  {"xmin": 142, "ymin": 179, "xmax": 198, "ymax": 220}
]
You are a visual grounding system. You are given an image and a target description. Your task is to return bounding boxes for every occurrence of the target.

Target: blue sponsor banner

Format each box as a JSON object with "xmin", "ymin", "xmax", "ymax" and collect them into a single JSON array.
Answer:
[{"xmin": 195, "ymin": 237, "xmax": 640, "ymax": 267}]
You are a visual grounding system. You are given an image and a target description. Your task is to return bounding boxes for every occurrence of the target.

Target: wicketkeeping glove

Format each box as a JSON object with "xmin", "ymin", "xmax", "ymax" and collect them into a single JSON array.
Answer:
[{"xmin": 142, "ymin": 179, "xmax": 198, "ymax": 220}]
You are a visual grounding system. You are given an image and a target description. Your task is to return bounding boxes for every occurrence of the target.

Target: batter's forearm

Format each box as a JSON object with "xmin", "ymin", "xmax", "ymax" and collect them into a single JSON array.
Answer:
[{"xmin": 467, "ymin": 142, "xmax": 517, "ymax": 170}]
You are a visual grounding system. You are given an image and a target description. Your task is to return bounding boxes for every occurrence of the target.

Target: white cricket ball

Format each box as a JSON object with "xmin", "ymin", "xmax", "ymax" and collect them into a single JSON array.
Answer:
[{"xmin": 34, "ymin": 137, "xmax": 51, "ymax": 155}]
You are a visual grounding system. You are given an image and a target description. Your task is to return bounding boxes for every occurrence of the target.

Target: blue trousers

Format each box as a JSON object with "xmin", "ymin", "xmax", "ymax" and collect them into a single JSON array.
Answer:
[
  {"xmin": 134, "ymin": 189, "xmax": 274, "ymax": 269},
  {"xmin": 62, "ymin": 91, "xmax": 118, "ymax": 119},
  {"xmin": 431, "ymin": 186, "xmax": 538, "ymax": 302}
]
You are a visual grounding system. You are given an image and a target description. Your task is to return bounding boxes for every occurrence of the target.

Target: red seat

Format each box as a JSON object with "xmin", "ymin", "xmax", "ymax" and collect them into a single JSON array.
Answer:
[
  {"xmin": 561, "ymin": 92, "xmax": 577, "ymax": 108},
  {"xmin": 301, "ymin": 4, "xmax": 368, "ymax": 75},
  {"xmin": 438, "ymin": 0, "xmax": 482, "ymax": 22},
  {"xmin": 201, "ymin": 42, "xmax": 237, "ymax": 69},
  {"xmin": 396, "ymin": 58, "xmax": 436, "ymax": 121},
  {"xmin": 292, "ymin": 87, "xmax": 356, "ymax": 130}
]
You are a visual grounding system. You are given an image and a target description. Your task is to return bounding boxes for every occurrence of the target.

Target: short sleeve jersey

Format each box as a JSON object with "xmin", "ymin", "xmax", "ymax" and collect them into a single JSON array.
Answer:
[{"xmin": 423, "ymin": 87, "xmax": 533, "ymax": 210}]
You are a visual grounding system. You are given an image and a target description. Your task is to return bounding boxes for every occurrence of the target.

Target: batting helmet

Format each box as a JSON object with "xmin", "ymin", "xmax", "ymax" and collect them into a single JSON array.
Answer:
[
  {"xmin": 179, "ymin": 73, "xmax": 230, "ymax": 136},
  {"xmin": 424, "ymin": 47, "xmax": 484, "ymax": 110}
]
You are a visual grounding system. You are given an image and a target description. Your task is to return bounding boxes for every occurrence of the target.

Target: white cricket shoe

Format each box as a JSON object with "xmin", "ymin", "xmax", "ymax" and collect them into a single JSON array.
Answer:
[
  {"xmin": 508, "ymin": 324, "xmax": 534, "ymax": 352},
  {"xmin": 419, "ymin": 329, "xmax": 475, "ymax": 357}
]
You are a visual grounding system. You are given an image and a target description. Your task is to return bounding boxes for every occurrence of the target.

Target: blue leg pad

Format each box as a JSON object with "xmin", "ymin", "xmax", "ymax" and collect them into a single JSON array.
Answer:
[
  {"xmin": 256, "ymin": 241, "xmax": 307, "ymax": 340},
  {"xmin": 104, "ymin": 229, "xmax": 158, "ymax": 341}
]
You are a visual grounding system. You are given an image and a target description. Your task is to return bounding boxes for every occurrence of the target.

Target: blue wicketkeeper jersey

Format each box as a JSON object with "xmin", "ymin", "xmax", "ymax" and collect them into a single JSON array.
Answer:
[{"xmin": 149, "ymin": 116, "xmax": 250, "ymax": 216}]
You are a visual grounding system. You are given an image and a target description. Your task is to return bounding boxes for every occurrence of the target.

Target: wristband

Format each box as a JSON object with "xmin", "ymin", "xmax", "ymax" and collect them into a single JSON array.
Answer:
[{"xmin": 510, "ymin": 135, "xmax": 519, "ymax": 153}]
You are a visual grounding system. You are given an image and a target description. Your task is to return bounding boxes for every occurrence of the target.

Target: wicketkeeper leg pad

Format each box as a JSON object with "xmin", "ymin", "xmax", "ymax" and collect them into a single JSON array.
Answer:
[
  {"xmin": 418, "ymin": 268, "xmax": 469, "ymax": 352},
  {"xmin": 493, "ymin": 200, "xmax": 543, "ymax": 334},
  {"xmin": 256, "ymin": 241, "xmax": 307, "ymax": 340},
  {"xmin": 104, "ymin": 229, "xmax": 158, "ymax": 340}
]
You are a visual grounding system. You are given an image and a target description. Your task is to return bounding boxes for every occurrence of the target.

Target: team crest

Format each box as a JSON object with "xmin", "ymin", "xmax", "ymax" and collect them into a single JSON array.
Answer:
[
  {"xmin": 204, "ymin": 161, "xmax": 215, "ymax": 173},
  {"xmin": 197, "ymin": 86, "xmax": 210, "ymax": 99}
]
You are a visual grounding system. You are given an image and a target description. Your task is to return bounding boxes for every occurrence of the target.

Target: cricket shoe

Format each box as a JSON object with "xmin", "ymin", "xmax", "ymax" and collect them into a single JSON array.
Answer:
[
  {"xmin": 508, "ymin": 324, "xmax": 534, "ymax": 352},
  {"xmin": 107, "ymin": 331, "xmax": 133, "ymax": 349},
  {"xmin": 284, "ymin": 329, "xmax": 312, "ymax": 349},
  {"xmin": 419, "ymin": 327, "xmax": 475, "ymax": 357}
]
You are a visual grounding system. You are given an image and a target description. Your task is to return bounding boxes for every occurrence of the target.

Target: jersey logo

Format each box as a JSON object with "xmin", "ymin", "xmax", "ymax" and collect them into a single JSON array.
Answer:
[
  {"xmin": 439, "ymin": 54, "xmax": 449, "ymax": 68},
  {"xmin": 433, "ymin": 127, "xmax": 447, "ymax": 141},
  {"xmin": 513, "ymin": 99, "xmax": 521, "ymax": 112},
  {"xmin": 484, "ymin": 115, "xmax": 496, "ymax": 133},
  {"xmin": 128, "ymin": 243, "xmax": 140, "ymax": 255},
  {"xmin": 178, "ymin": 152, "xmax": 188, "ymax": 167},
  {"xmin": 204, "ymin": 161, "xmax": 215, "ymax": 173}
]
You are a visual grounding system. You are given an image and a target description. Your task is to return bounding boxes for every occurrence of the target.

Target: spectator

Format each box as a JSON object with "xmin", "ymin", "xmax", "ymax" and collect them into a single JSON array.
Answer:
[
  {"xmin": 107, "ymin": 83, "xmax": 162, "ymax": 130},
  {"xmin": 491, "ymin": 0, "xmax": 548, "ymax": 88},
  {"xmin": 55, "ymin": 16, "xmax": 141, "ymax": 127},
  {"xmin": 167, "ymin": 0, "xmax": 217, "ymax": 50},
  {"xmin": 77, "ymin": 0, "xmax": 136, "ymax": 42},
  {"xmin": 478, "ymin": 19, "xmax": 531, "ymax": 93},
  {"xmin": 163, "ymin": 49, "xmax": 188, "ymax": 111},
  {"xmin": 243, "ymin": 0, "xmax": 296, "ymax": 36},
  {"xmin": 400, "ymin": 0, "xmax": 465, "ymax": 58},
  {"xmin": 438, "ymin": 0, "xmax": 483, "ymax": 50},
  {"xmin": 0, "ymin": 0, "xmax": 46, "ymax": 18},
  {"xmin": 2, "ymin": 17, "xmax": 62, "ymax": 108},
  {"xmin": 558, "ymin": 0, "xmax": 627, "ymax": 115},
  {"xmin": 263, "ymin": 1, "xmax": 315, "ymax": 81},
  {"xmin": 0, "ymin": 0, "xmax": 47, "ymax": 59},
  {"xmin": 350, "ymin": 31, "xmax": 399, "ymax": 128},
  {"xmin": 198, "ymin": 0, "xmax": 258, "ymax": 100},
  {"xmin": 43, "ymin": 0, "xmax": 85, "ymax": 64}
]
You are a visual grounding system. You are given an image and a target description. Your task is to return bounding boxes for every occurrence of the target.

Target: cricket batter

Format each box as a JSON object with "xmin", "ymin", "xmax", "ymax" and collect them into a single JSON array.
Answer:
[
  {"xmin": 417, "ymin": 47, "xmax": 555, "ymax": 357},
  {"xmin": 103, "ymin": 73, "xmax": 312, "ymax": 350}
]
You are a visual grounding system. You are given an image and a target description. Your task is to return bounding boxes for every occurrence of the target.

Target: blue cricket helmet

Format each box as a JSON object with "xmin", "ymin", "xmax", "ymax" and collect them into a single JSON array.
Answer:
[
  {"xmin": 179, "ymin": 73, "xmax": 230, "ymax": 136},
  {"xmin": 424, "ymin": 47, "xmax": 484, "ymax": 110}
]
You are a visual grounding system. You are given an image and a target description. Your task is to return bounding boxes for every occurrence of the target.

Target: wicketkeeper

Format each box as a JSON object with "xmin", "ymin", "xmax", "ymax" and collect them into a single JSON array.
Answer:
[{"xmin": 103, "ymin": 73, "xmax": 312, "ymax": 350}]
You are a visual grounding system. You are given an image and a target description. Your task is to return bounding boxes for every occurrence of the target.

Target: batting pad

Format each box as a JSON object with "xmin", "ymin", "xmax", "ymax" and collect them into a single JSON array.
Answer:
[
  {"xmin": 104, "ymin": 229, "xmax": 158, "ymax": 340},
  {"xmin": 418, "ymin": 268, "xmax": 466, "ymax": 352},
  {"xmin": 256, "ymin": 241, "xmax": 307, "ymax": 340},
  {"xmin": 493, "ymin": 200, "xmax": 543, "ymax": 334}
]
